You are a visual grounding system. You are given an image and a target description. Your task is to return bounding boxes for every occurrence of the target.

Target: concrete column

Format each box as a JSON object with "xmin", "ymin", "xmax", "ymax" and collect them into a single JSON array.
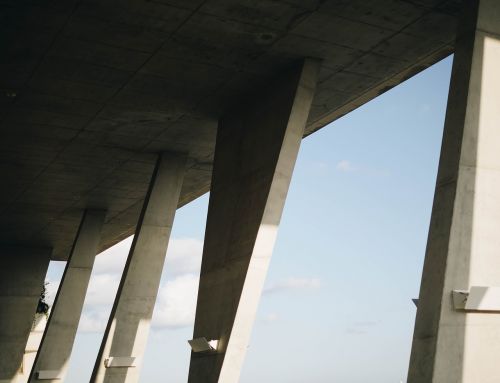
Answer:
[
  {"xmin": 28, "ymin": 210, "xmax": 105, "ymax": 382},
  {"xmin": 0, "ymin": 247, "xmax": 51, "ymax": 382},
  {"xmin": 188, "ymin": 59, "xmax": 319, "ymax": 383},
  {"xmin": 408, "ymin": 1, "xmax": 500, "ymax": 382},
  {"xmin": 91, "ymin": 152, "xmax": 186, "ymax": 383}
]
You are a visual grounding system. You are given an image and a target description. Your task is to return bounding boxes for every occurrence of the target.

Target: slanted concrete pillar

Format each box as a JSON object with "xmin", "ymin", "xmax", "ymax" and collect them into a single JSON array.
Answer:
[
  {"xmin": 0, "ymin": 247, "xmax": 51, "ymax": 382},
  {"xmin": 188, "ymin": 59, "xmax": 319, "ymax": 383},
  {"xmin": 28, "ymin": 210, "xmax": 105, "ymax": 382},
  {"xmin": 408, "ymin": 1, "xmax": 500, "ymax": 382},
  {"xmin": 91, "ymin": 152, "xmax": 186, "ymax": 383}
]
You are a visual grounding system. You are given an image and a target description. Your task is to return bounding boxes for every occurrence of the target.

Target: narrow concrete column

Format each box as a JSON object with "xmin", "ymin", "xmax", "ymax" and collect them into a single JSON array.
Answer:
[
  {"xmin": 28, "ymin": 210, "xmax": 105, "ymax": 382},
  {"xmin": 188, "ymin": 59, "xmax": 319, "ymax": 383},
  {"xmin": 91, "ymin": 152, "xmax": 186, "ymax": 383},
  {"xmin": 408, "ymin": 1, "xmax": 500, "ymax": 382},
  {"xmin": 0, "ymin": 247, "xmax": 51, "ymax": 382}
]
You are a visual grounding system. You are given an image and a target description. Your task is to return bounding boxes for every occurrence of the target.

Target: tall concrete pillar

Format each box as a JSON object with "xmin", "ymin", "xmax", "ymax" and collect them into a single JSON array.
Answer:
[
  {"xmin": 0, "ymin": 247, "xmax": 51, "ymax": 382},
  {"xmin": 91, "ymin": 152, "xmax": 186, "ymax": 383},
  {"xmin": 28, "ymin": 210, "xmax": 105, "ymax": 382},
  {"xmin": 188, "ymin": 59, "xmax": 319, "ymax": 383},
  {"xmin": 408, "ymin": 1, "xmax": 500, "ymax": 382}
]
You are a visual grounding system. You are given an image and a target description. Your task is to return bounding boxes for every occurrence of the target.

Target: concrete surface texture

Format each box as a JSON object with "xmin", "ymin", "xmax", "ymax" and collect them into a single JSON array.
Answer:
[
  {"xmin": 91, "ymin": 153, "xmax": 186, "ymax": 383},
  {"xmin": 11, "ymin": 314, "xmax": 49, "ymax": 383},
  {"xmin": 1, "ymin": 1, "xmax": 481, "ymax": 382},
  {"xmin": 188, "ymin": 59, "xmax": 318, "ymax": 383},
  {"xmin": 28, "ymin": 210, "xmax": 105, "ymax": 383},
  {"xmin": 407, "ymin": 0, "xmax": 500, "ymax": 382},
  {"xmin": 0, "ymin": 0, "xmax": 463, "ymax": 261},
  {"xmin": 0, "ymin": 247, "xmax": 51, "ymax": 382}
]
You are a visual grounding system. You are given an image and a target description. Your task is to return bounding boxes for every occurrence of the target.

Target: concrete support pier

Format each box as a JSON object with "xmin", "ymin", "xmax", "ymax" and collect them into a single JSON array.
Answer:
[
  {"xmin": 187, "ymin": 59, "xmax": 319, "ymax": 383},
  {"xmin": 28, "ymin": 210, "xmax": 105, "ymax": 382},
  {"xmin": 91, "ymin": 152, "xmax": 186, "ymax": 383},
  {"xmin": 0, "ymin": 247, "xmax": 51, "ymax": 382},
  {"xmin": 408, "ymin": 1, "xmax": 500, "ymax": 382}
]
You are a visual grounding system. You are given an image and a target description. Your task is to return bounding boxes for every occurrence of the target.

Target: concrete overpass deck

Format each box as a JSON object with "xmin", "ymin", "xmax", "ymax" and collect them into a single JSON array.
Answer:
[{"xmin": 1, "ymin": 0, "xmax": 461, "ymax": 259}]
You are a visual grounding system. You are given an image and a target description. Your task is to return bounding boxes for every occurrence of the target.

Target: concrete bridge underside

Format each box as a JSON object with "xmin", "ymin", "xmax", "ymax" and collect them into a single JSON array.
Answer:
[
  {"xmin": 0, "ymin": 0, "xmax": 461, "ymax": 260},
  {"xmin": 9, "ymin": 1, "xmax": 500, "ymax": 383}
]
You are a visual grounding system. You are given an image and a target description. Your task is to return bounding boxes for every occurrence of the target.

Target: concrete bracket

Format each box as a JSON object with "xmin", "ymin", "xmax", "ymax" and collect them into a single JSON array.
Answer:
[
  {"xmin": 104, "ymin": 357, "xmax": 136, "ymax": 368},
  {"xmin": 452, "ymin": 286, "xmax": 500, "ymax": 312},
  {"xmin": 36, "ymin": 370, "xmax": 62, "ymax": 380},
  {"xmin": 188, "ymin": 338, "xmax": 219, "ymax": 353},
  {"xmin": 452, "ymin": 289, "xmax": 469, "ymax": 310}
]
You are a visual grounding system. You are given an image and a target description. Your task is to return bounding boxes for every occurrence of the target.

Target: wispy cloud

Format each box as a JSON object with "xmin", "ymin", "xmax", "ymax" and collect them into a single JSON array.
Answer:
[
  {"xmin": 353, "ymin": 320, "xmax": 378, "ymax": 327},
  {"xmin": 344, "ymin": 320, "xmax": 379, "ymax": 336},
  {"xmin": 310, "ymin": 160, "xmax": 329, "ymax": 176},
  {"xmin": 264, "ymin": 277, "xmax": 321, "ymax": 295},
  {"xmin": 336, "ymin": 159, "xmax": 390, "ymax": 177},
  {"xmin": 336, "ymin": 160, "xmax": 356, "ymax": 172},
  {"xmin": 345, "ymin": 328, "xmax": 367, "ymax": 335},
  {"xmin": 261, "ymin": 312, "xmax": 279, "ymax": 323},
  {"xmin": 420, "ymin": 103, "xmax": 431, "ymax": 113}
]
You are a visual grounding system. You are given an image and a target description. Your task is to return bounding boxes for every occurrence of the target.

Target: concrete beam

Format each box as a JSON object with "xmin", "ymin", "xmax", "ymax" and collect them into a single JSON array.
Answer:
[
  {"xmin": 187, "ymin": 59, "xmax": 319, "ymax": 383},
  {"xmin": 408, "ymin": 1, "xmax": 500, "ymax": 382},
  {"xmin": 0, "ymin": 247, "xmax": 52, "ymax": 382},
  {"xmin": 28, "ymin": 210, "xmax": 105, "ymax": 382},
  {"xmin": 91, "ymin": 152, "xmax": 186, "ymax": 383}
]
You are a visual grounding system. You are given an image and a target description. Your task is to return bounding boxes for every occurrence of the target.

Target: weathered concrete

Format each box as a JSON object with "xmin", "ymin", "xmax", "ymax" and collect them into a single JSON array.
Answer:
[
  {"xmin": 15, "ymin": 314, "xmax": 49, "ymax": 383},
  {"xmin": 0, "ymin": 247, "xmax": 51, "ymax": 382},
  {"xmin": 91, "ymin": 152, "xmax": 186, "ymax": 383},
  {"xmin": 28, "ymin": 209, "xmax": 105, "ymax": 382},
  {"xmin": 188, "ymin": 59, "xmax": 319, "ymax": 383},
  {"xmin": 408, "ymin": 0, "xmax": 500, "ymax": 382}
]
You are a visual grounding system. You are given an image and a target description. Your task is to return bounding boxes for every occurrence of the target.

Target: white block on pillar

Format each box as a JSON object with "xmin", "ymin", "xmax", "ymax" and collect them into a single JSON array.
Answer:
[
  {"xmin": 35, "ymin": 370, "xmax": 62, "ymax": 380},
  {"xmin": 104, "ymin": 357, "xmax": 136, "ymax": 368},
  {"xmin": 451, "ymin": 286, "xmax": 500, "ymax": 311}
]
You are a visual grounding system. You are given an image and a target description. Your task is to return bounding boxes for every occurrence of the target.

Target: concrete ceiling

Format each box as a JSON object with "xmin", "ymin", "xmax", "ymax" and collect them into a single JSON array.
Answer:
[{"xmin": 0, "ymin": 0, "xmax": 462, "ymax": 260}]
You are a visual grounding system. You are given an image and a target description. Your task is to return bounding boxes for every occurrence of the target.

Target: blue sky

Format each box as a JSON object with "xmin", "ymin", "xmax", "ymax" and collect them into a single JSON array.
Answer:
[{"xmin": 45, "ymin": 55, "xmax": 453, "ymax": 382}]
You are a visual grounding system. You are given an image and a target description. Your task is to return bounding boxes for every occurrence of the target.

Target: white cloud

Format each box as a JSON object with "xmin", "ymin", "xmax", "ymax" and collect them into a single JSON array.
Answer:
[
  {"xmin": 79, "ymin": 308, "xmax": 111, "ymax": 332},
  {"xmin": 336, "ymin": 160, "xmax": 356, "ymax": 172},
  {"xmin": 93, "ymin": 236, "xmax": 203, "ymax": 277},
  {"xmin": 152, "ymin": 274, "xmax": 199, "ymax": 329},
  {"xmin": 77, "ymin": 273, "xmax": 121, "ymax": 332},
  {"xmin": 263, "ymin": 277, "xmax": 321, "ymax": 295},
  {"xmin": 45, "ymin": 278, "xmax": 60, "ymax": 307},
  {"xmin": 94, "ymin": 238, "xmax": 130, "ymax": 274},
  {"xmin": 73, "ymin": 235, "xmax": 204, "ymax": 333},
  {"xmin": 67, "ymin": 235, "xmax": 320, "ymax": 333},
  {"xmin": 85, "ymin": 273, "xmax": 121, "ymax": 306},
  {"xmin": 165, "ymin": 238, "xmax": 203, "ymax": 276},
  {"xmin": 78, "ymin": 273, "xmax": 201, "ymax": 332},
  {"xmin": 261, "ymin": 312, "xmax": 279, "ymax": 323}
]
